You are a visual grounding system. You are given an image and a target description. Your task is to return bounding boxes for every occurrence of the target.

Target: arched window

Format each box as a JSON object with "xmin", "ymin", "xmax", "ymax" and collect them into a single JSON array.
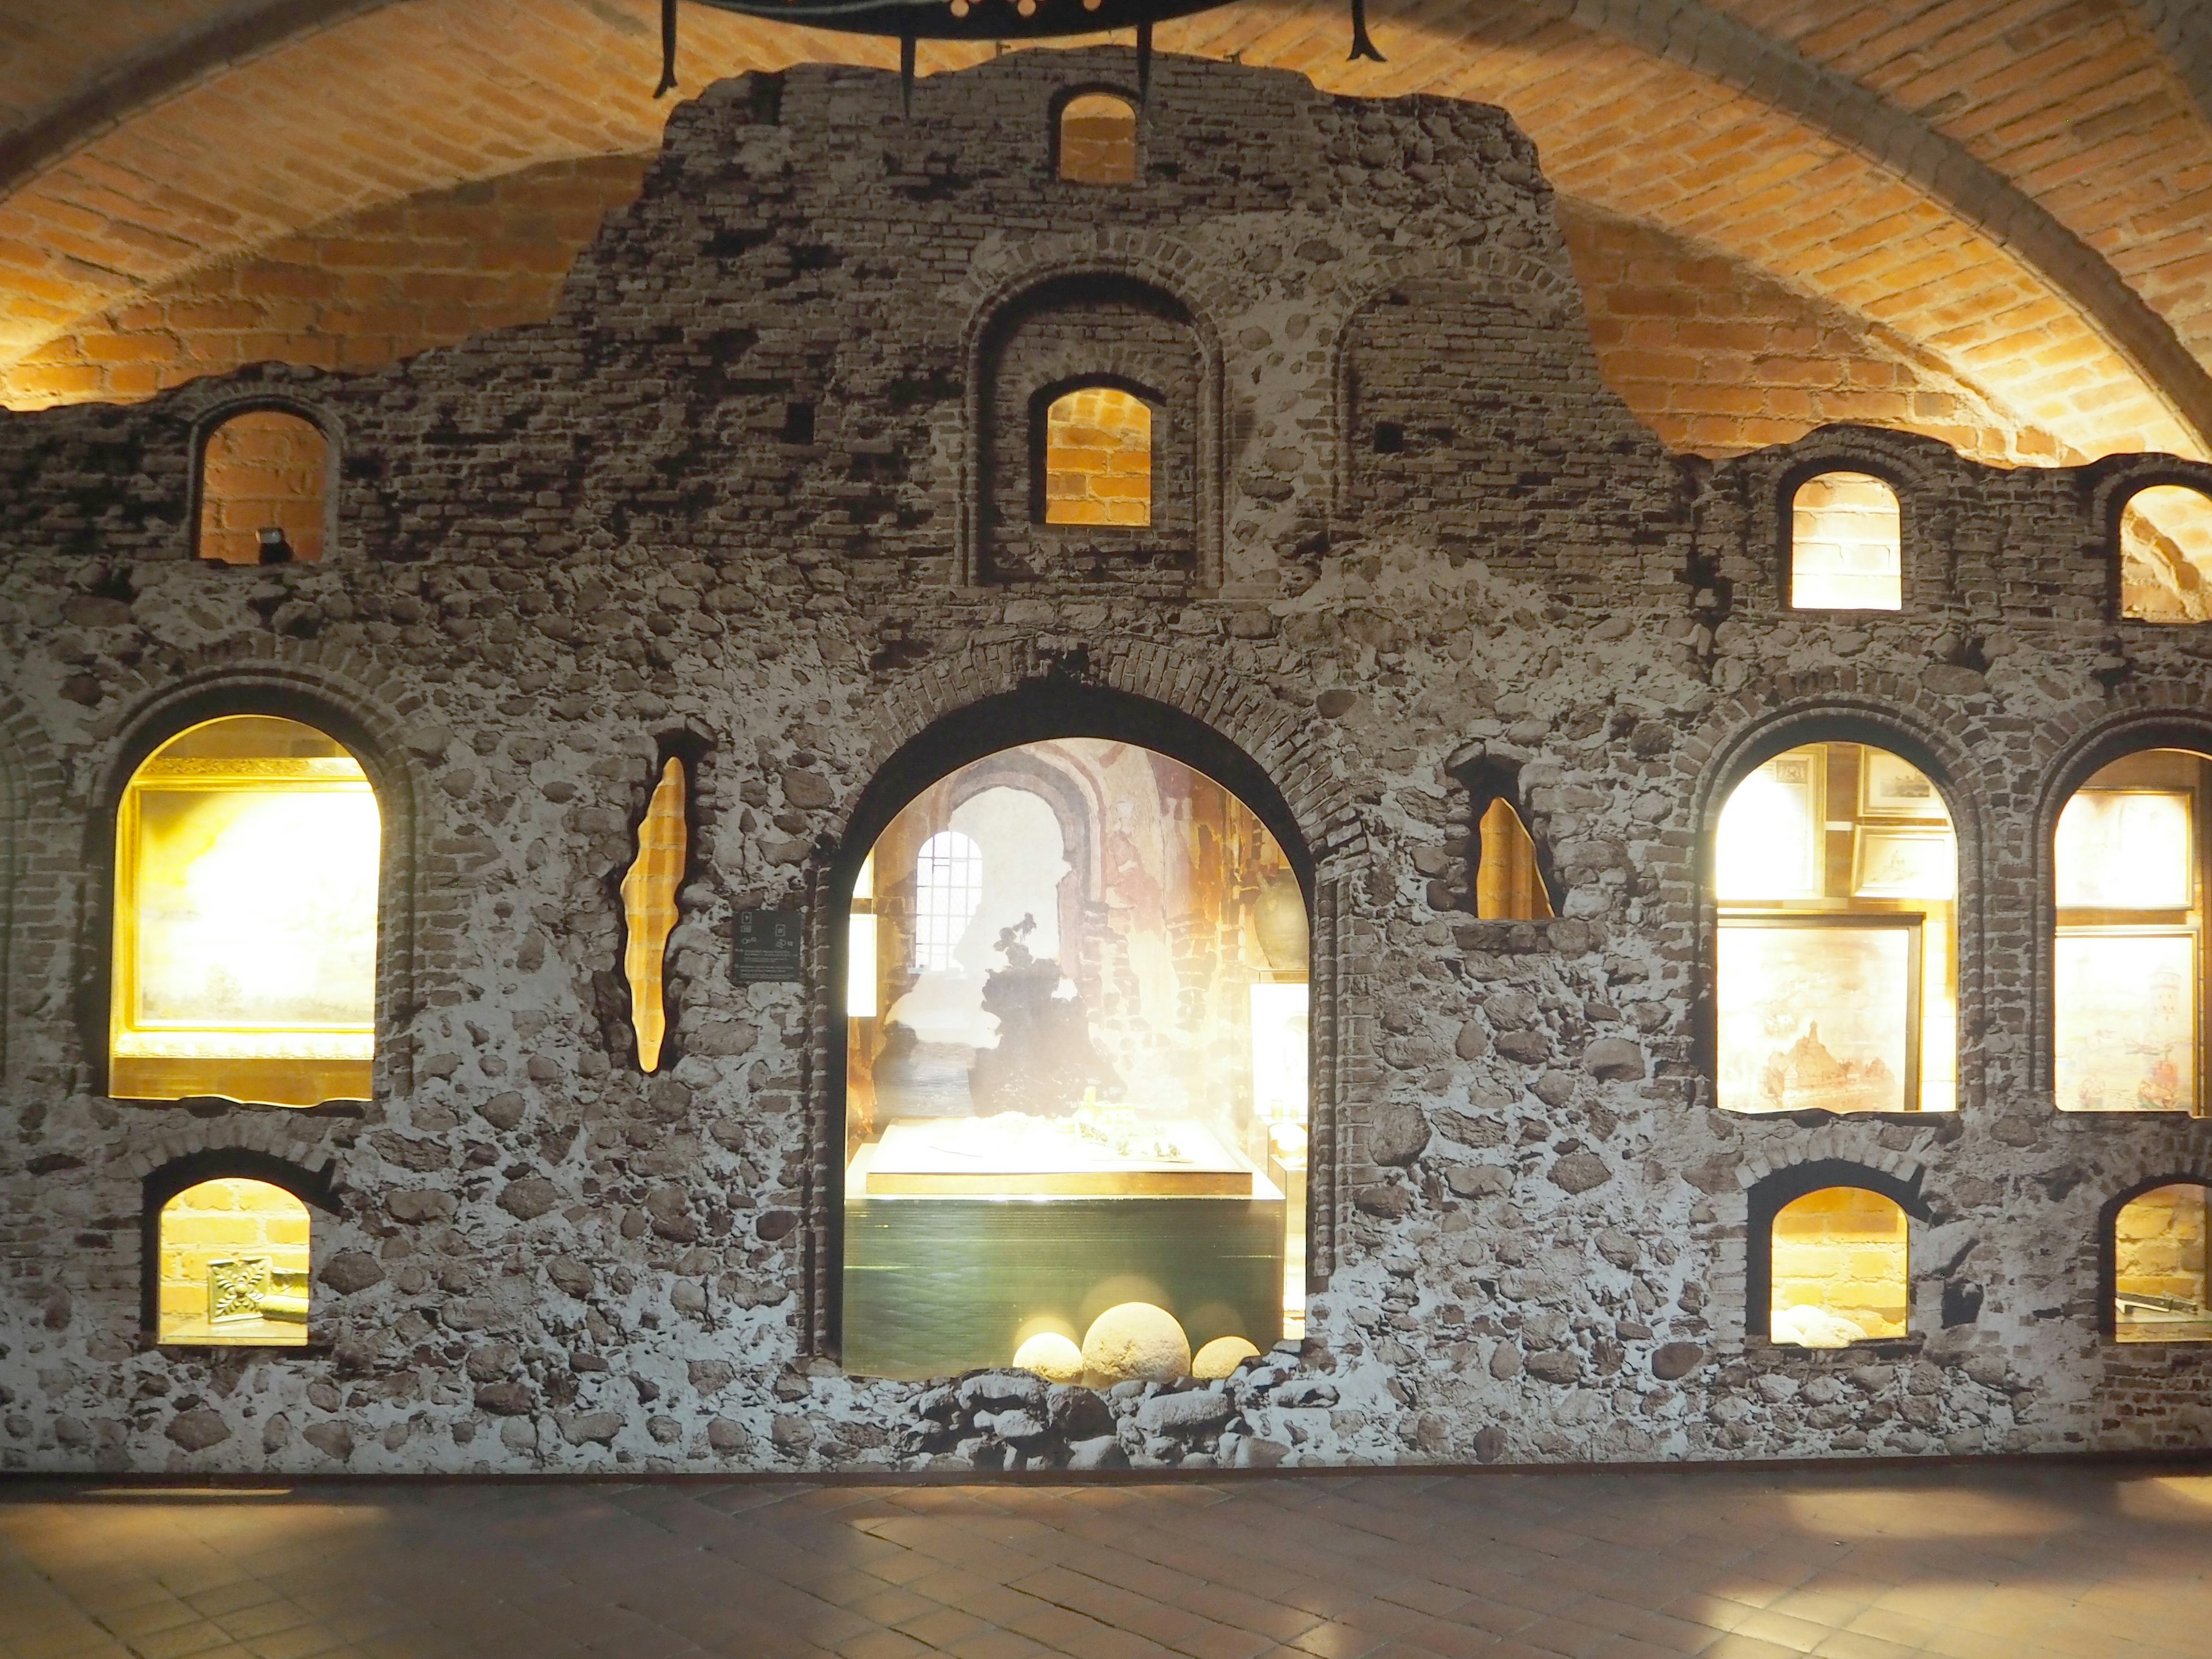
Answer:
[
  {"xmin": 912, "ymin": 830, "xmax": 983, "ymax": 972},
  {"xmin": 2111, "ymin": 1181, "xmax": 2212, "ymax": 1341},
  {"xmin": 2054, "ymin": 747, "xmax": 2208, "ymax": 1113},
  {"xmin": 156, "ymin": 1177, "xmax": 311, "ymax": 1346},
  {"xmin": 1040, "ymin": 385, "xmax": 1153, "ymax": 527},
  {"xmin": 1790, "ymin": 471, "xmax": 1900, "ymax": 610},
  {"xmin": 1058, "ymin": 92, "xmax": 1137, "ymax": 184},
  {"xmin": 1768, "ymin": 1186, "xmax": 1910, "ymax": 1347},
  {"xmin": 1714, "ymin": 741, "xmax": 1956, "ymax": 1112},
  {"xmin": 198, "ymin": 409, "xmax": 328, "ymax": 565},
  {"xmin": 2119, "ymin": 486, "xmax": 2212, "ymax": 622},
  {"xmin": 111, "ymin": 715, "xmax": 378, "ymax": 1107},
  {"xmin": 842, "ymin": 738, "xmax": 1306, "ymax": 1384}
]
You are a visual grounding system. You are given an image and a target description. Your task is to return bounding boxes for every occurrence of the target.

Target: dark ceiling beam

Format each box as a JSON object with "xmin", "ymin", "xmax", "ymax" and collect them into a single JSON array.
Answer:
[{"xmin": 0, "ymin": 0, "xmax": 411, "ymax": 199}]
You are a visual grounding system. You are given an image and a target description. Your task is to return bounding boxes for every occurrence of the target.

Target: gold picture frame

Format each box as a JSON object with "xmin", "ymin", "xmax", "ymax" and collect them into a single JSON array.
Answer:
[
  {"xmin": 1858, "ymin": 749, "xmax": 1946, "ymax": 819},
  {"xmin": 1853, "ymin": 826, "xmax": 1956, "ymax": 900},
  {"xmin": 1717, "ymin": 914, "xmax": 1923, "ymax": 1114},
  {"xmin": 2054, "ymin": 926, "xmax": 2199, "ymax": 1115}
]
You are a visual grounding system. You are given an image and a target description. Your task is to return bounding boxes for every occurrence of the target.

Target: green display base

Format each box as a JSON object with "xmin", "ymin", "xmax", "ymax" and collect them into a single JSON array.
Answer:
[{"xmin": 844, "ymin": 1195, "xmax": 1285, "ymax": 1380}]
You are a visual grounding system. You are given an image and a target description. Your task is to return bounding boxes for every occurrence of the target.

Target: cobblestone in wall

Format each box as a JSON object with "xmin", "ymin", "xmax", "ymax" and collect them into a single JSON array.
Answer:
[{"xmin": 2, "ymin": 51, "xmax": 2211, "ymax": 1477}]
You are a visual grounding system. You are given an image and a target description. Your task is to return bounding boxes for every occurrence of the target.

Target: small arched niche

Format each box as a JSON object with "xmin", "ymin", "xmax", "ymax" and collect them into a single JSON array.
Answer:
[
  {"xmin": 154, "ymin": 1176, "xmax": 312, "ymax": 1346},
  {"xmin": 1039, "ymin": 383, "xmax": 1153, "ymax": 527},
  {"xmin": 2111, "ymin": 1180, "xmax": 2212, "ymax": 1342},
  {"xmin": 1713, "ymin": 740, "xmax": 1956, "ymax": 1113},
  {"xmin": 2120, "ymin": 485, "xmax": 2212, "ymax": 623},
  {"xmin": 197, "ymin": 408, "xmax": 329, "ymax": 565},
  {"xmin": 1789, "ymin": 470, "xmax": 1900, "ymax": 610},
  {"xmin": 111, "ymin": 714, "xmax": 379, "ymax": 1106},
  {"xmin": 2054, "ymin": 746, "xmax": 2209, "ymax": 1114},
  {"xmin": 1768, "ymin": 1186, "xmax": 1910, "ymax": 1347},
  {"xmin": 841, "ymin": 737, "xmax": 1307, "ymax": 1383},
  {"xmin": 1057, "ymin": 91, "xmax": 1137, "ymax": 184}
]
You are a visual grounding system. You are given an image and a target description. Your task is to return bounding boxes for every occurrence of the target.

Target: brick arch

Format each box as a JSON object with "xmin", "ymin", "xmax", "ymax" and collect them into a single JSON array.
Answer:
[
  {"xmin": 1680, "ymin": 684, "xmax": 1991, "ymax": 1115},
  {"xmin": 2025, "ymin": 698, "xmax": 2212, "ymax": 1104},
  {"xmin": 2097, "ymin": 1166, "xmax": 2212, "ymax": 1340},
  {"xmin": 81, "ymin": 641, "xmax": 431, "ymax": 1100},
  {"xmin": 956, "ymin": 251, "xmax": 1226, "ymax": 589},
  {"xmin": 1327, "ymin": 244, "xmax": 1598, "ymax": 519},
  {"xmin": 1741, "ymin": 1156, "xmax": 1932, "ymax": 1343},
  {"xmin": 800, "ymin": 641, "xmax": 1363, "ymax": 1351}
]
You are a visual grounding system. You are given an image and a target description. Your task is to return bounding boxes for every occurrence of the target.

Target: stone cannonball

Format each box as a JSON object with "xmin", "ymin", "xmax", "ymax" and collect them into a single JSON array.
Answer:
[
  {"xmin": 1191, "ymin": 1335, "xmax": 1261, "ymax": 1380},
  {"xmin": 1081, "ymin": 1302, "xmax": 1191, "ymax": 1385},
  {"xmin": 1012, "ymin": 1331, "xmax": 1085, "ymax": 1384}
]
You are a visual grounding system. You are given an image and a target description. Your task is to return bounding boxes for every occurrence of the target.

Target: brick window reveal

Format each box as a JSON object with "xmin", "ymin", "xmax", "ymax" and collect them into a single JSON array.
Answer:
[
  {"xmin": 197, "ymin": 408, "xmax": 329, "ymax": 565},
  {"xmin": 1058, "ymin": 93, "xmax": 1137, "ymax": 185},
  {"xmin": 1790, "ymin": 471, "xmax": 1900, "ymax": 610},
  {"xmin": 1041, "ymin": 385, "xmax": 1152, "ymax": 527}
]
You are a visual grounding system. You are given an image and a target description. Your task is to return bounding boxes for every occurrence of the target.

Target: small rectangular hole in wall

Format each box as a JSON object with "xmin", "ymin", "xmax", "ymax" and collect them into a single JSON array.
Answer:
[
  {"xmin": 783, "ymin": 403, "xmax": 816, "ymax": 444},
  {"xmin": 1373, "ymin": 423, "xmax": 1404, "ymax": 454}
]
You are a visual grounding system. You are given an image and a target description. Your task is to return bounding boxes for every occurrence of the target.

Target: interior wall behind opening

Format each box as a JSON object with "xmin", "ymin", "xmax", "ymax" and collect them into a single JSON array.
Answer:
[{"xmin": 842, "ymin": 737, "xmax": 1306, "ymax": 1384}]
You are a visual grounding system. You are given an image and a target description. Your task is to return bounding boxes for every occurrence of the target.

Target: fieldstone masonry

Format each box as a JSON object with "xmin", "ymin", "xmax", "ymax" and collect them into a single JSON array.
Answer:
[{"xmin": 1, "ymin": 50, "xmax": 2209, "ymax": 1475}]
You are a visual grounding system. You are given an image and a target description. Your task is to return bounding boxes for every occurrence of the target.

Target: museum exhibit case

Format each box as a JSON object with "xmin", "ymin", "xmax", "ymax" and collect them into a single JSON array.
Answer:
[
  {"xmin": 155, "ymin": 1177, "xmax": 312, "ymax": 1347},
  {"xmin": 2054, "ymin": 748, "xmax": 2209, "ymax": 1114},
  {"xmin": 2113, "ymin": 1181, "xmax": 2212, "ymax": 1342},
  {"xmin": 842, "ymin": 738, "xmax": 1307, "ymax": 1381},
  {"xmin": 109, "ymin": 715, "xmax": 380, "ymax": 1107},
  {"xmin": 1714, "ymin": 741, "xmax": 1957, "ymax": 1113}
]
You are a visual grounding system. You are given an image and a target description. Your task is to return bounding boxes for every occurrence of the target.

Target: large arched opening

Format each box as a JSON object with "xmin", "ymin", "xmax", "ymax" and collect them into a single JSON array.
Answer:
[{"xmin": 834, "ymin": 690, "xmax": 1311, "ymax": 1384}]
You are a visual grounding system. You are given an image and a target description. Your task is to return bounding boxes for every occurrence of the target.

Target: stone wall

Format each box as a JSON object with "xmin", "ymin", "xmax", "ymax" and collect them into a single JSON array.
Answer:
[{"xmin": 3, "ymin": 51, "xmax": 2212, "ymax": 1476}]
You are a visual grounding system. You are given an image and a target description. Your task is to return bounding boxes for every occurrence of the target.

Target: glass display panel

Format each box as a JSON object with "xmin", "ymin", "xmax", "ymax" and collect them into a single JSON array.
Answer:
[
  {"xmin": 1475, "ymin": 798, "xmax": 1554, "ymax": 919},
  {"xmin": 1714, "ymin": 743, "xmax": 1956, "ymax": 1111},
  {"xmin": 1058, "ymin": 92, "xmax": 1138, "ymax": 184},
  {"xmin": 157, "ymin": 1177, "xmax": 310, "ymax": 1346},
  {"xmin": 1042, "ymin": 387, "xmax": 1151, "ymax": 527},
  {"xmin": 2054, "ymin": 930, "xmax": 2196, "ymax": 1112},
  {"xmin": 112, "ymin": 716, "xmax": 378, "ymax": 1107},
  {"xmin": 2115, "ymin": 1183, "xmax": 2212, "ymax": 1342},
  {"xmin": 620, "ymin": 756, "xmax": 686, "ymax": 1073},
  {"xmin": 1770, "ymin": 1187, "xmax": 1908, "ymax": 1347},
  {"xmin": 1718, "ymin": 918, "xmax": 1919, "ymax": 1114},
  {"xmin": 2055, "ymin": 789, "xmax": 2192, "ymax": 910},
  {"xmin": 843, "ymin": 738, "xmax": 1305, "ymax": 1382}
]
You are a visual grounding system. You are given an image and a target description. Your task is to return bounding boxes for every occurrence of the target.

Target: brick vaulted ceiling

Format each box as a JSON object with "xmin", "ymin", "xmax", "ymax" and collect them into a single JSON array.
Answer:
[{"xmin": 3, "ymin": 0, "xmax": 2210, "ymax": 469}]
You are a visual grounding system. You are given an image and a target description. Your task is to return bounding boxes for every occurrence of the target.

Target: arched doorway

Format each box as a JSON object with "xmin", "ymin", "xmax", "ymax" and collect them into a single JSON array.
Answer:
[{"xmin": 840, "ymin": 736, "xmax": 1309, "ymax": 1383}]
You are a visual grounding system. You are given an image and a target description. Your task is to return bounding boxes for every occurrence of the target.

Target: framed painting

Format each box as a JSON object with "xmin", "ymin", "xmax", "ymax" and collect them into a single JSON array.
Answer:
[
  {"xmin": 2055, "ymin": 789, "xmax": 2192, "ymax": 912},
  {"xmin": 2054, "ymin": 927, "xmax": 2198, "ymax": 1113},
  {"xmin": 1859, "ymin": 750, "xmax": 1947, "ymax": 819},
  {"xmin": 1717, "ymin": 915, "xmax": 1922, "ymax": 1114},
  {"xmin": 1852, "ymin": 826, "xmax": 1955, "ymax": 900}
]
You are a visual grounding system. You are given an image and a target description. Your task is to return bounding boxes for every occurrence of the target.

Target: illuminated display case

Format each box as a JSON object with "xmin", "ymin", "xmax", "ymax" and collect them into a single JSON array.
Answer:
[
  {"xmin": 111, "ymin": 716, "xmax": 378, "ymax": 1107},
  {"xmin": 843, "ymin": 738, "xmax": 1306, "ymax": 1381}
]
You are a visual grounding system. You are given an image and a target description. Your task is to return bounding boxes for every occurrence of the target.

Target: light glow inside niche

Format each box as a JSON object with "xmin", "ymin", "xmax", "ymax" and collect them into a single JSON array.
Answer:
[
  {"xmin": 157, "ymin": 1177, "xmax": 310, "ymax": 1346},
  {"xmin": 620, "ymin": 756, "xmax": 687, "ymax": 1074},
  {"xmin": 111, "ymin": 715, "xmax": 378, "ymax": 1107},
  {"xmin": 2054, "ymin": 748, "xmax": 2206, "ymax": 1113},
  {"xmin": 1770, "ymin": 1185, "xmax": 1908, "ymax": 1347},
  {"xmin": 2115, "ymin": 1183, "xmax": 2212, "ymax": 1341},
  {"xmin": 843, "ymin": 738, "xmax": 1306, "ymax": 1382},
  {"xmin": 1043, "ymin": 387, "xmax": 1152, "ymax": 527},
  {"xmin": 1714, "ymin": 743, "xmax": 1957, "ymax": 1113},
  {"xmin": 1791, "ymin": 471, "xmax": 1901, "ymax": 610}
]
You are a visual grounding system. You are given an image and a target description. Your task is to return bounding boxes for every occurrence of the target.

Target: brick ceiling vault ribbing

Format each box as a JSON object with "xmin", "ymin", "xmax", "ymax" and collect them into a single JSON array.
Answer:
[{"xmin": 0, "ymin": 0, "xmax": 2207, "ymax": 463}]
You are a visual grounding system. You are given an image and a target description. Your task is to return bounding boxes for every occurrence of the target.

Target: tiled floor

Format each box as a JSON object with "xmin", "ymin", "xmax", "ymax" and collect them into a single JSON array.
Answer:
[{"xmin": 5, "ymin": 1463, "xmax": 2212, "ymax": 1659}]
